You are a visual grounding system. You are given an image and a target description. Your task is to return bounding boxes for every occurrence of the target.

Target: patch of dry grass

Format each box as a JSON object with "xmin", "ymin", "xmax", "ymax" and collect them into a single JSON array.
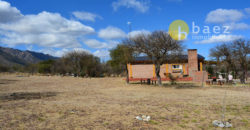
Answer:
[{"xmin": 0, "ymin": 74, "xmax": 249, "ymax": 129}]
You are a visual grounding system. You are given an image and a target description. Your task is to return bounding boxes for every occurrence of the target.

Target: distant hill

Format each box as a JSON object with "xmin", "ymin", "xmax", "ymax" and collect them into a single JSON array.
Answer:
[{"xmin": 0, "ymin": 46, "xmax": 57, "ymax": 66}]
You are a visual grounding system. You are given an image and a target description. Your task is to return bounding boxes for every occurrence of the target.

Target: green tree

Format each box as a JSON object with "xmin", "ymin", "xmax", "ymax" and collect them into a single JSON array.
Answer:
[
  {"xmin": 25, "ymin": 64, "xmax": 38, "ymax": 75},
  {"xmin": 38, "ymin": 60, "xmax": 55, "ymax": 74},
  {"xmin": 205, "ymin": 65, "xmax": 214, "ymax": 78},
  {"xmin": 0, "ymin": 65, "xmax": 10, "ymax": 72},
  {"xmin": 109, "ymin": 44, "xmax": 134, "ymax": 83},
  {"xmin": 60, "ymin": 51, "xmax": 103, "ymax": 77}
]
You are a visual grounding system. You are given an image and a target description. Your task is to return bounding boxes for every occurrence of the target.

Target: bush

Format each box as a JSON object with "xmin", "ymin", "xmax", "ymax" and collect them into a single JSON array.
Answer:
[
  {"xmin": 169, "ymin": 74, "xmax": 177, "ymax": 85},
  {"xmin": 0, "ymin": 65, "xmax": 10, "ymax": 72}
]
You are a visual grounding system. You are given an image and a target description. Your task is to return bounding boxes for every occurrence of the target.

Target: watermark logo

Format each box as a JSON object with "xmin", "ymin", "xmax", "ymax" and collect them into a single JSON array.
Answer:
[
  {"xmin": 169, "ymin": 20, "xmax": 189, "ymax": 40},
  {"xmin": 169, "ymin": 20, "xmax": 231, "ymax": 41}
]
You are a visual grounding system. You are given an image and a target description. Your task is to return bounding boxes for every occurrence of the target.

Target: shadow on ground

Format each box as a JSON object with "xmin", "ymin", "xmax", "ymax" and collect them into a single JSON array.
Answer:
[
  {"xmin": 164, "ymin": 83, "xmax": 201, "ymax": 89},
  {"xmin": 0, "ymin": 92, "xmax": 57, "ymax": 101},
  {"xmin": 129, "ymin": 82, "xmax": 201, "ymax": 89},
  {"xmin": 0, "ymin": 79, "xmax": 19, "ymax": 85}
]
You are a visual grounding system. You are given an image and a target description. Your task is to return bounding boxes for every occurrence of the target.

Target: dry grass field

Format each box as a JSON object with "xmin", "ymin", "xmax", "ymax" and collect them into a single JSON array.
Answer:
[{"xmin": 0, "ymin": 74, "xmax": 249, "ymax": 130}]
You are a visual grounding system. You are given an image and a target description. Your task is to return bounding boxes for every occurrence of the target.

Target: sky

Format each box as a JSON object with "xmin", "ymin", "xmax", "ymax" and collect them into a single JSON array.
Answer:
[{"xmin": 0, "ymin": 0, "xmax": 249, "ymax": 61}]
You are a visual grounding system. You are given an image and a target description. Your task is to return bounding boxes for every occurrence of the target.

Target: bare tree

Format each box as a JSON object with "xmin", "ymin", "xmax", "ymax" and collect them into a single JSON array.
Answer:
[
  {"xmin": 126, "ymin": 31, "xmax": 183, "ymax": 86},
  {"xmin": 210, "ymin": 43, "xmax": 236, "ymax": 79},
  {"xmin": 232, "ymin": 39, "xmax": 250, "ymax": 83},
  {"xmin": 63, "ymin": 51, "xmax": 83, "ymax": 76},
  {"xmin": 210, "ymin": 39, "xmax": 250, "ymax": 84}
]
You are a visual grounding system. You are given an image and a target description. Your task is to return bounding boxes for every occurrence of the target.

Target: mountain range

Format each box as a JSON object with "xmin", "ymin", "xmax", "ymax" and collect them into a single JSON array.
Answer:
[{"xmin": 0, "ymin": 46, "xmax": 57, "ymax": 66}]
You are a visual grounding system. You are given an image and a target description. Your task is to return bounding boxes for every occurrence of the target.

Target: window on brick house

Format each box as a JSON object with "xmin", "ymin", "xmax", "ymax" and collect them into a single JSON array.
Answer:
[
  {"xmin": 172, "ymin": 64, "xmax": 182, "ymax": 69},
  {"xmin": 172, "ymin": 64, "xmax": 182, "ymax": 73}
]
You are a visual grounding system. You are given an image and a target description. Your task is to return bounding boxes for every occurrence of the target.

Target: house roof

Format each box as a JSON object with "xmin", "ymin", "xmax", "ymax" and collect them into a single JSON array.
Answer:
[{"xmin": 131, "ymin": 54, "xmax": 205, "ymax": 63}]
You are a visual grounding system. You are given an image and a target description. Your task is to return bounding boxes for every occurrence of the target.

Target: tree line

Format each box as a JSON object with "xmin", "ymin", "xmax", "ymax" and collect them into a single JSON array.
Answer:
[
  {"xmin": 208, "ymin": 39, "xmax": 250, "ymax": 83},
  {"xmin": 0, "ymin": 51, "xmax": 109, "ymax": 77},
  {"xmin": 109, "ymin": 31, "xmax": 250, "ymax": 84},
  {"xmin": 1, "ymin": 30, "xmax": 249, "ymax": 84}
]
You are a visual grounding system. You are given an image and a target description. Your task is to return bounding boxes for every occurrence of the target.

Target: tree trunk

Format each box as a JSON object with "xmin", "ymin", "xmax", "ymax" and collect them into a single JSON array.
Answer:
[
  {"xmin": 245, "ymin": 67, "xmax": 248, "ymax": 81},
  {"xmin": 126, "ymin": 64, "xmax": 129, "ymax": 84},
  {"xmin": 155, "ymin": 63, "xmax": 162, "ymax": 86},
  {"xmin": 240, "ymin": 71, "xmax": 246, "ymax": 84}
]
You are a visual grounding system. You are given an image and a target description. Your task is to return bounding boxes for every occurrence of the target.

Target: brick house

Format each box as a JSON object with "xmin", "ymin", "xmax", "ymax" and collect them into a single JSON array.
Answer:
[{"xmin": 127, "ymin": 49, "xmax": 208, "ymax": 82}]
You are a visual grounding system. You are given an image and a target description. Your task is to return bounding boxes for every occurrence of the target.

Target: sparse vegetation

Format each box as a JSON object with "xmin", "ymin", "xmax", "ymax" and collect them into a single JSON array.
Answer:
[
  {"xmin": 148, "ymin": 120, "xmax": 159, "ymax": 125},
  {"xmin": 210, "ymin": 39, "xmax": 250, "ymax": 83},
  {"xmin": 0, "ymin": 74, "xmax": 249, "ymax": 129}
]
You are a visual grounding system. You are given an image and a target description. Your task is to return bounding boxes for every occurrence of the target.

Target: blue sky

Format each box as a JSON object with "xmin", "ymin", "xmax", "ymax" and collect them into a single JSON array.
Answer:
[{"xmin": 0, "ymin": 0, "xmax": 249, "ymax": 61}]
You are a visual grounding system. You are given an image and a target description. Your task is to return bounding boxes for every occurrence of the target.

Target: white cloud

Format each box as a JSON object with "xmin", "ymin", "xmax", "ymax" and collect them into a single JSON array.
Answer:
[
  {"xmin": 98, "ymin": 26, "xmax": 127, "ymax": 40},
  {"xmin": 0, "ymin": 1, "xmax": 95, "ymax": 49},
  {"xmin": 107, "ymin": 40, "xmax": 120, "ymax": 48},
  {"xmin": 83, "ymin": 39, "xmax": 120, "ymax": 49},
  {"xmin": 72, "ymin": 11, "xmax": 101, "ymax": 22},
  {"xmin": 194, "ymin": 34, "xmax": 243, "ymax": 44},
  {"xmin": 39, "ymin": 48, "xmax": 69, "ymax": 57},
  {"xmin": 0, "ymin": 11, "xmax": 95, "ymax": 35},
  {"xmin": 0, "ymin": 0, "xmax": 22, "ymax": 23},
  {"xmin": 225, "ymin": 22, "xmax": 250, "ymax": 30},
  {"xmin": 26, "ymin": 45, "xmax": 33, "ymax": 51},
  {"xmin": 39, "ymin": 48, "xmax": 90, "ymax": 57},
  {"xmin": 205, "ymin": 8, "xmax": 250, "ymax": 31},
  {"xmin": 245, "ymin": 8, "xmax": 250, "ymax": 14},
  {"xmin": 205, "ymin": 9, "xmax": 244, "ymax": 23},
  {"xmin": 83, "ymin": 39, "xmax": 108, "ymax": 49},
  {"xmin": 128, "ymin": 29, "xmax": 151, "ymax": 38},
  {"xmin": 112, "ymin": 0, "xmax": 150, "ymax": 13},
  {"xmin": 1, "ymin": 32, "xmax": 83, "ymax": 48},
  {"xmin": 72, "ymin": 48, "xmax": 91, "ymax": 53},
  {"xmin": 93, "ymin": 49, "xmax": 110, "ymax": 58}
]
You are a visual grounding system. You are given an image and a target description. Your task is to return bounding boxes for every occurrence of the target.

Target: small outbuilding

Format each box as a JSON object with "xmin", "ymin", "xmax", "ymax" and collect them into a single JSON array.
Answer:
[{"xmin": 127, "ymin": 49, "xmax": 208, "ymax": 82}]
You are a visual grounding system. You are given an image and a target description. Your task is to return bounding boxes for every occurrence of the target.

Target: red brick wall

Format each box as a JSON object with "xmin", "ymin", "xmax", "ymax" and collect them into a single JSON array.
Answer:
[
  {"xmin": 187, "ymin": 49, "xmax": 208, "ymax": 82},
  {"xmin": 193, "ymin": 71, "xmax": 208, "ymax": 82},
  {"xmin": 188, "ymin": 49, "xmax": 198, "ymax": 77},
  {"xmin": 131, "ymin": 64, "xmax": 154, "ymax": 78},
  {"xmin": 130, "ymin": 63, "xmax": 189, "ymax": 79}
]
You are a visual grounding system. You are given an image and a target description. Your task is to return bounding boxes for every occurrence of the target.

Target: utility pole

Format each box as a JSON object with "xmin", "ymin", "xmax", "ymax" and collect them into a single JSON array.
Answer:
[
  {"xmin": 126, "ymin": 21, "xmax": 132, "ymax": 84},
  {"xmin": 127, "ymin": 21, "xmax": 132, "ymax": 38}
]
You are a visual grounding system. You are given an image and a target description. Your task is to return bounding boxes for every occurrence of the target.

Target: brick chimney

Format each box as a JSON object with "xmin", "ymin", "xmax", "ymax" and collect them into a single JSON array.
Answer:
[{"xmin": 188, "ymin": 49, "xmax": 198, "ymax": 77}]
